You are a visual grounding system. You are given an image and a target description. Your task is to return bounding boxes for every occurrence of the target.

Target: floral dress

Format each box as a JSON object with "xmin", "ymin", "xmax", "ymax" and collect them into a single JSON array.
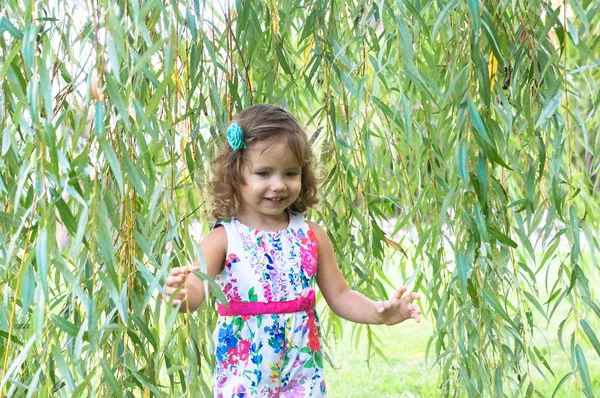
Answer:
[{"xmin": 213, "ymin": 214, "xmax": 327, "ymax": 397}]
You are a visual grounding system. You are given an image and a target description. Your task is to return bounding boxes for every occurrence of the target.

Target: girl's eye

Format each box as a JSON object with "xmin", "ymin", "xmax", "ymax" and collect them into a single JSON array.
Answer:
[
  {"xmin": 257, "ymin": 172, "xmax": 269, "ymax": 177},
  {"xmin": 287, "ymin": 172, "xmax": 299, "ymax": 177}
]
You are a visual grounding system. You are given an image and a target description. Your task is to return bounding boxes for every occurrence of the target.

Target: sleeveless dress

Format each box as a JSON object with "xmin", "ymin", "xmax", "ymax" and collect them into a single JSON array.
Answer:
[{"xmin": 213, "ymin": 214, "xmax": 327, "ymax": 398}]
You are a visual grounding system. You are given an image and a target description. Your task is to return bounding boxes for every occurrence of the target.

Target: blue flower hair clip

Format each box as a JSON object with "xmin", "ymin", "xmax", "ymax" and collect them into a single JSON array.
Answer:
[{"xmin": 226, "ymin": 122, "xmax": 246, "ymax": 150}]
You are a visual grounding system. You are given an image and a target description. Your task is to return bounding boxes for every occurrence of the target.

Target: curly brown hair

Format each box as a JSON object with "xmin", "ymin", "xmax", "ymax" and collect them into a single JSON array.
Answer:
[{"xmin": 209, "ymin": 104, "xmax": 318, "ymax": 220}]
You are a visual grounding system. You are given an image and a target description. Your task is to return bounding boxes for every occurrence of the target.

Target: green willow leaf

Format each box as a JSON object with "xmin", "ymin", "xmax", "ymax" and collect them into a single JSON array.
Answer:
[
  {"xmin": 432, "ymin": 0, "xmax": 459, "ymax": 39},
  {"xmin": 523, "ymin": 290, "xmax": 547, "ymax": 320},
  {"xmin": 38, "ymin": 60, "xmax": 53, "ymax": 119},
  {"xmin": 487, "ymin": 225, "xmax": 518, "ymax": 248},
  {"xmin": 51, "ymin": 343, "xmax": 76, "ymax": 392},
  {"xmin": 35, "ymin": 226, "xmax": 48, "ymax": 299},
  {"xmin": 467, "ymin": 0, "xmax": 481, "ymax": 32},
  {"xmin": 468, "ymin": 100, "xmax": 511, "ymax": 169},
  {"xmin": 569, "ymin": 206, "xmax": 580, "ymax": 265},
  {"xmin": 370, "ymin": 96, "xmax": 403, "ymax": 129},
  {"xmin": 130, "ymin": 37, "xmax": 167, "ymax": 76},
  {"xmin": 71, "ymin": 369, "xmax": 97, "ymax": 398},
  {"xmin": 455, "ymin": 252, "xmax": 469, "ymax": 299},
  {"xmin": 191, "ymin": 270, "xmax": 227, "ymax": 306},
  {"xmin": 50, "ymin": 314, "xmax": 79, "ymax": 336},
  {"xmin": 0, "ymin": 336, "xmax": 35, "ymax": 390},
  {"xmin": 575, "ymin": 344, "xmax": 594, "ymax": 397},
  {"xmin": 457, "ymin": 138, "xmax": 468, "ymax": 182},
  {"xmin": 580, "ymin": 320, "xmax": 600, "ymax": 359},
  {"xmin": 132, "ymin": 315, "xmax": 158, "ymax": 350},
  {"xmin": 535, "ymin": 93, "xmax": 562, "ymax": 128},
  {"xmin": 0, "ymin": 211, "xmax": 19, "ymax": 227},
  {"xmin": 54, "ymin": 195, "xmax": 77, "ymax": 237},
  {"xmin": 122, "ymin": 155, "xmax": 148, "ymax": 202},
  {"xmin": 551, "ymin": 371, "xmax": 574, "ymax": 398},
  {"xmin": 141, "ymin": 77, "xmax": 169, "ymax": 125},
  {"xmin": 0, "ymin": 17, "xmax": 23, "ymax": 38},
  {"xmin": 0, "ymin": 330, "xmax": 24, "ymax": 346},
  {"xmin": 100, "ymin": 359, "xmax": 124, "ymax": 398},
  {"xmin": 99, "ymin": 138, "xmax": 124, "ymax": 196},
  {"xmin": 104, "ymin": 73, "xmax": 131, "ymax": 131}
]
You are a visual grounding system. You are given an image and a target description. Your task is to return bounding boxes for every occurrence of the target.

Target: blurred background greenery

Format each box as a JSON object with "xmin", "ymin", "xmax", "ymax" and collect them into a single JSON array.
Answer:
[{"xmin": 0, "ymin": 0, "xmax": 599, "ymax": 396}]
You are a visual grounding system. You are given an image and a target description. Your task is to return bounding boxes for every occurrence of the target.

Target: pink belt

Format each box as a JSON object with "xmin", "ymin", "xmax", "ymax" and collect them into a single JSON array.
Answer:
[{"xmin": 217, "ymin": 290, "xmax": 316, "ymax": 316}]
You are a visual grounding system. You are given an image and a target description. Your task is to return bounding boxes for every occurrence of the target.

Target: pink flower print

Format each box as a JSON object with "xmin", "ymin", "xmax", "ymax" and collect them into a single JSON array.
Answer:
[
  {"xmin": 230, "ymin": 290, "xmax": 242, "ymax": 302},
  {"xmin": 223, "ymin": 283, "xmax": 233, "ymax": 295},
  {"xmin": 293, "ymin": 356, "xmax": 303, "ymax": 368},
  {"xmin": 262, "ymin": 282, "xmax": 273, "ymax": 301},
  {"xmin": 223, "ymin": 282, "xmax": 242, "ymax": 302},
  {"xmin": 226, "ymin": 347, "xmax": 240, "ymax": 367},
  {"xmin": 216, "ymin": 375, "xmax": 228, "ymax": 388},
  {"xmin": 300, "ymin": 246, "xmax": 317, "ymax": 277},
  {"xmin": 238, "ymin": 339, "xmax": 251, "ymax": 361},
  {"xmin": 265, "ymin": 387, "xmax": 280, "ymax": 398}
]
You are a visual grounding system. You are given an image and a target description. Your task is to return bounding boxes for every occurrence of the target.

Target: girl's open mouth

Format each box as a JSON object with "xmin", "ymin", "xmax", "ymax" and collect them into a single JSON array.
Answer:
[{"xmin": 266, "ymin": 197, "xmax": 285, "ymax": 203}]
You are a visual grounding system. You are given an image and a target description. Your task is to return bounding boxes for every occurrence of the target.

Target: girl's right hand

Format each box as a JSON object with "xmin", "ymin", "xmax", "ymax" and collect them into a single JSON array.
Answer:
[{"xmin": 163, "ymin": 266, "xmax": 197, "ymax": 306}]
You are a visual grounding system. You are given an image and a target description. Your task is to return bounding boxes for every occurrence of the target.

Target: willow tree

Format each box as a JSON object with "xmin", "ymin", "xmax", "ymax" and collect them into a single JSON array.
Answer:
[{"xmin": 0, "ymin": 0, "xmax": 599, "ymax": 396}]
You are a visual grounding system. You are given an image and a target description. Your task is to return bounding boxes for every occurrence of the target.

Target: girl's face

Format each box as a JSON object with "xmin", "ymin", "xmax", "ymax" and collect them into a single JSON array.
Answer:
[{"xmin": 237, "ymin": 139, "xmax": 302, "ymax": 226}]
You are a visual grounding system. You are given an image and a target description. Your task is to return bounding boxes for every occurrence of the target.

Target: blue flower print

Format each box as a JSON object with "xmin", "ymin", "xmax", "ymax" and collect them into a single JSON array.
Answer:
[
  {"xmin": 271, "ymin": 234, "xmax": 282, "ymax": 251},
  {"xmin": 251, "ymin": 341, "xmax": 263, "ymax": 365},
  {"xmin": 251, "ymin": 369, "xmax": 262, "ymax": 387},
  {"xmin": 264, "ymin": 322, "xmax": 286, "ymax": 354},
  {"xmin": 217, "ymin": 324, "xmax": 239, "ymax": 361}
]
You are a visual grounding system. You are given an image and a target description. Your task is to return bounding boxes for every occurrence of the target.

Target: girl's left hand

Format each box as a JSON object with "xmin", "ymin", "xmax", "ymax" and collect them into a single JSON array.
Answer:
[{"xmin": 376, "ymin": 286, "xmax": 422, "ymax": 325}]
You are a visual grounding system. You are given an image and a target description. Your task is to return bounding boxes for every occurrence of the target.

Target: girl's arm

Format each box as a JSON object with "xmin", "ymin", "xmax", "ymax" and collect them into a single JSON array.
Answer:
[
  {"xmin": 311, "ymin": 222, "xmax": 421, "ymax": 325},
  {"xmin": 163, "ymin": 226, "xmax": 227, "ymax": 313}
]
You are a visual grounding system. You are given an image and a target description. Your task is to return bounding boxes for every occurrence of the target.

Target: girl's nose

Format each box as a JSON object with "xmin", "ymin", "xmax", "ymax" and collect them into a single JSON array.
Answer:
[{"xmin": 270, "ymin": 176, "xmax": 286, "ymax": 191}]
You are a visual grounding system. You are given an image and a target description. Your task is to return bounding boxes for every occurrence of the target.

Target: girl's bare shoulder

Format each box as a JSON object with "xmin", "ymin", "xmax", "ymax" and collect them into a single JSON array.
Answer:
[{"xmin": 200, "ymin": 225, "xmax": 228, "ymax": 252}]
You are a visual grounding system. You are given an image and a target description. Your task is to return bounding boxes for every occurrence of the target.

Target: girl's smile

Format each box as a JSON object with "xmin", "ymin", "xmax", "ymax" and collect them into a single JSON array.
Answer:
[{"xmin": 237, "ymin": 139, "xmax": 302, "ymax": 230}]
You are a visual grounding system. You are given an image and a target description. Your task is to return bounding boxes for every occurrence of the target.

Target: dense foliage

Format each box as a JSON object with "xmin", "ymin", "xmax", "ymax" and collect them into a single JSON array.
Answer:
[{"xmin": 0, "ymin": 0, "xmax": 599, "ymax": 396}]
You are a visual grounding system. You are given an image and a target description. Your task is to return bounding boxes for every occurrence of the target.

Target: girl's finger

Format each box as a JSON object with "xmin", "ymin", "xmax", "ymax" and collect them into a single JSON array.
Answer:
[
  {"xmin": 393, "ymin": 286, "xmax": 407, "ymax": 300},
  {"xmin": 164, "ymin": 286, "xmax": 186, "ymax": 296},
  {"xmin": 403, "ymin": 292, "xmax": 420, "ymax": 303},
  {"xmin": 164, "ymin": 276, "xmax": 181, "ymax": 286},
  {"xmin": 170, "ymin": 267, "xmax": 185, "ymax": 275},
  {"xmin": 409, "ymin": 304, "xmax": 421, "ymax": 313},
  {"xmin": 163, "ymin": 286, "xmax": 175, "ymax": 295},
  {"xmin": 377, "ymin": 301, "xmax": 389, "ymax": 313}
]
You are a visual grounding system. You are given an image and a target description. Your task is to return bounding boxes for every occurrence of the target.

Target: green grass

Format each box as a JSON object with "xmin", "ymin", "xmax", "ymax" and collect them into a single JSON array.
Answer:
[
  {"xmin": 324, "ymin": 317, "xmax": 600, "ymax": 397},
  {"xmin": 324, "ymin": 319, "xmax": 438, "ymax": 397}
]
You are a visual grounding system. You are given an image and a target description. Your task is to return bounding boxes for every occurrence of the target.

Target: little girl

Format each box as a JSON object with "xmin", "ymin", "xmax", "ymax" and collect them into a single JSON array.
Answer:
[{"xmin": 163, "ymin": 104, "xmax": 421, "ymax": 397}]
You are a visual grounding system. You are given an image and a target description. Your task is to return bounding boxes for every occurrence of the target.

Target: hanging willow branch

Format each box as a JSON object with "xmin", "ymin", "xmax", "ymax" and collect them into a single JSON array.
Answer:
[{"xmin": 0, "ymin": 0, "xmax": 598, "ymax": 397}]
